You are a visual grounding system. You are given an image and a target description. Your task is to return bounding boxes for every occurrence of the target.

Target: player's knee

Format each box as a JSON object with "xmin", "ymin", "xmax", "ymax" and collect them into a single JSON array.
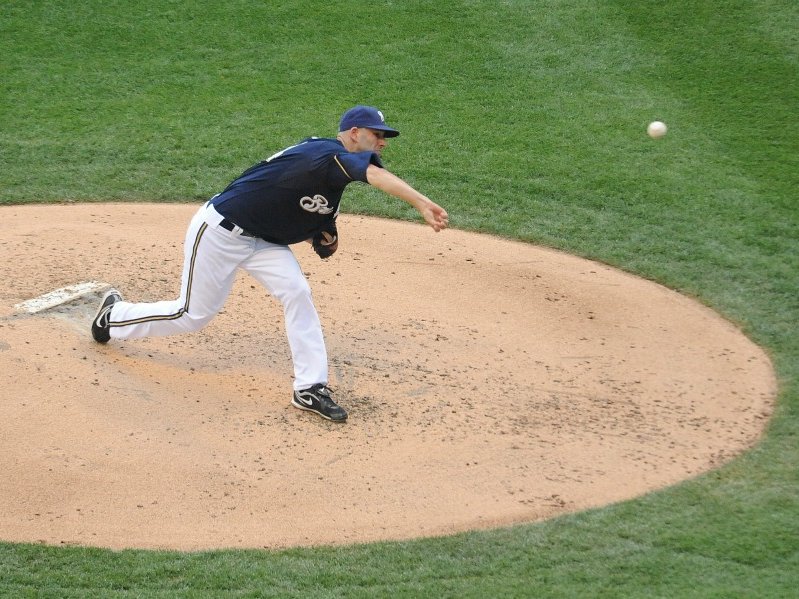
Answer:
[
  {"xmin": 181, "ymin": 309, "xmax": 217, "ymax": 332},
  {"xmin": 276, "ymin": 279, "xmax": 313, "ymax": 307}
]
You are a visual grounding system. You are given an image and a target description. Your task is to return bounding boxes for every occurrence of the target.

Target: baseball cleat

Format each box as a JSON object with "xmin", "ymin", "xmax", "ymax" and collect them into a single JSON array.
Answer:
[
  {"xmin": 292, "ymin": 384, "xmax": 348, "ymax": 422},
  {"xmin": 91, "ymin": 288, "xmax": 122, "ymax": 343}
]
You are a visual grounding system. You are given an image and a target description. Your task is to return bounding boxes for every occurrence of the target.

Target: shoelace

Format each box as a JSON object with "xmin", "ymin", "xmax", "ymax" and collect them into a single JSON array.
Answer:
[{"xmin": 312, "ymin": 384, "xmax": 334, "ymax": 397}]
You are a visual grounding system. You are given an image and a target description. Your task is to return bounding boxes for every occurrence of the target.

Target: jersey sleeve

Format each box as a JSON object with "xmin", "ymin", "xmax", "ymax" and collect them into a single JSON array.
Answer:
[{"xmin": 329, "ymin": 151, "xmax": 384, "ymax": 185}]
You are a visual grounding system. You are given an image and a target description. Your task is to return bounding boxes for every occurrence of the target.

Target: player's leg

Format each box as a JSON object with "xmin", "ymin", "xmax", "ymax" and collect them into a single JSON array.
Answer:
[
  {"xmin": 241, "ymin": 242, "xmax": 329, "ymax": 391},
  {"xmin": 242, "ymin": 243, "xmax": 346, "ymax": 421},
  {"xmin": 106, "ymin": 206, "xmax": 248, "ymax": 340}
]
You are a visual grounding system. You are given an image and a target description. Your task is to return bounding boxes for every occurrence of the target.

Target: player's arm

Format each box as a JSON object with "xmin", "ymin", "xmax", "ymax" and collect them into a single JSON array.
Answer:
[{"xmin": 365, "ymin": 164, "xmax": 449, "ymax": 232}]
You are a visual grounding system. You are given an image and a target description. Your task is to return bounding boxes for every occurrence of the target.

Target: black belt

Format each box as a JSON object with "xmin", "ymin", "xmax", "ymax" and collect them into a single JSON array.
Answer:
[{"xmin": 219, "ymin": 218, "xmax": 256, "ymax": 237}]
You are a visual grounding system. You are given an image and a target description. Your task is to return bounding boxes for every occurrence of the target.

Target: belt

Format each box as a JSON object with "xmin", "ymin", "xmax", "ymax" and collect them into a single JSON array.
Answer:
[{"xmin": 219, "ymin": 218, "xmax": 256, "ymax": 237}]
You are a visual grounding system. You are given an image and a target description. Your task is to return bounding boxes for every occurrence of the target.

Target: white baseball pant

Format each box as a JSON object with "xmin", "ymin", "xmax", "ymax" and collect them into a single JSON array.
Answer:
[{"xmin": 108, "ymin": 203, "xmax": 328, "ymax": 390}]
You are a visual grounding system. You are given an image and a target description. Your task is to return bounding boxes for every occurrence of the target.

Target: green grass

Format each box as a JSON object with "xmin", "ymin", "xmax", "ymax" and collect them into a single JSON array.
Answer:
[{"xmin": 1, "ymin": 0, "xmax": 798, "ymax": 596}]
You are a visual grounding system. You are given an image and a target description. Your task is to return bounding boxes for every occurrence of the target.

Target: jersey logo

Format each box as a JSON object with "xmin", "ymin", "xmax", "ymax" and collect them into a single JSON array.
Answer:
[{"xmin": 300, "ymin": 195, "xmax": 334, "ymax": 215}]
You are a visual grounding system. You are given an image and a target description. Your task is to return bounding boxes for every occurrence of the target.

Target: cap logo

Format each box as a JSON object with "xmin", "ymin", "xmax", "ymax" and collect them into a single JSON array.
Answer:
[{"xmin": 377, "ymin": 110, "xmax": 385, "ymax": 123}]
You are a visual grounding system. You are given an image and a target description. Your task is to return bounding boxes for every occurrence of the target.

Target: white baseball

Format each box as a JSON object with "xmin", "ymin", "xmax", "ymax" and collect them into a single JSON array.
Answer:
[{"xmin": 647, "ymin": 121, "xmax": 668, "ymax": 139}]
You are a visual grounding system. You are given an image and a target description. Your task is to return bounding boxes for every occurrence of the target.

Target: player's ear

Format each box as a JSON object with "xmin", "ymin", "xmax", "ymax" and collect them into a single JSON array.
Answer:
[{"xmin": 338, "ymin": 127, "xmax": 360, "ymax": 151}]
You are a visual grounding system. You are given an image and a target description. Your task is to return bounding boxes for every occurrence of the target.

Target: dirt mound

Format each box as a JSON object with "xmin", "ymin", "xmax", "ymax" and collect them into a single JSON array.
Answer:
[{"xmin": 0, "ymin": 203, "xmax": 775, "ymax": 550}]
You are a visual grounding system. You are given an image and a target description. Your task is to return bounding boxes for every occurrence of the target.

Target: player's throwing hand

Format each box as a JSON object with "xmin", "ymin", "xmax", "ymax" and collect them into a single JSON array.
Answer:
[{"xmin": 422, "ymin": 203, "xmax": 449, "ymax": 232}]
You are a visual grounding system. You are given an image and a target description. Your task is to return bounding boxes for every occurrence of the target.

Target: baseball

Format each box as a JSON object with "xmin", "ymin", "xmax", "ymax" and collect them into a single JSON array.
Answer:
[{"xmin": 647, "ymin": 121, "xmax": 668, "ymax": 139}]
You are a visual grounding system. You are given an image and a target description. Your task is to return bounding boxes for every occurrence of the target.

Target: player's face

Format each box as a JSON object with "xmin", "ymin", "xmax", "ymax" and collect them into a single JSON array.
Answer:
[{"xmin": 355, "ymin": 128, "xmax": 388, "ymax": 154}]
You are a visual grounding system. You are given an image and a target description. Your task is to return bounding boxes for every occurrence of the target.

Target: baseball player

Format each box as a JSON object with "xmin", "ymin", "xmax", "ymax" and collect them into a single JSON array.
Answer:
[{"xmin": 91, "ymin": 105, "xmax": 448, "ymax": 422}]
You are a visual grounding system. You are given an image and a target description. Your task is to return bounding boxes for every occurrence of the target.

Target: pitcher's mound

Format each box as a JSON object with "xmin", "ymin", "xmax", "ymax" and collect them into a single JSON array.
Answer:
[{"xmin": 0, "ymin": 203, "xmax": 776, "ymax": 550}]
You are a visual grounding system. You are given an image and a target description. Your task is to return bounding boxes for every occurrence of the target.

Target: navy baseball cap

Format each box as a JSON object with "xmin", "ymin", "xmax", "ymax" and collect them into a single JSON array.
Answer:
[{"xmin": 339, "ymin": 105, "xmax": 400, "ymax": 137}]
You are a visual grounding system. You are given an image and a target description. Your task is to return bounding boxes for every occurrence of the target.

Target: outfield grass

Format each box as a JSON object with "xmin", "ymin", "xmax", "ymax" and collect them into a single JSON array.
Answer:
[{"xmin": 1, "ymin": 0, "xmax": 797, "ymax": 596}]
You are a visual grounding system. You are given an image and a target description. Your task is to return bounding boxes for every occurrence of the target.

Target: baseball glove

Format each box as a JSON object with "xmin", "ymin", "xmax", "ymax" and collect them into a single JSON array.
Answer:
[{"xmin": 312, "ymin": 221, "xmax": 338, "ymax": 259}]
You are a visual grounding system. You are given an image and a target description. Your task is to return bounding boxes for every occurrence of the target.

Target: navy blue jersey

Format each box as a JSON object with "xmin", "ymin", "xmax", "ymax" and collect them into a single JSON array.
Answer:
[{"xmin": 210, "ymin": 137, "xmax": 382, "ymax": 244}]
